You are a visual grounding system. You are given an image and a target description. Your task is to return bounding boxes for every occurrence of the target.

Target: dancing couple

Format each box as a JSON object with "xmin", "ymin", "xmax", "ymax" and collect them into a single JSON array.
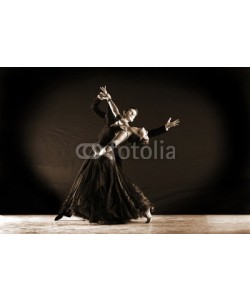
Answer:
[{"xmin": 54, "ymin": 86, "xmax": 180, "ymax": 224}]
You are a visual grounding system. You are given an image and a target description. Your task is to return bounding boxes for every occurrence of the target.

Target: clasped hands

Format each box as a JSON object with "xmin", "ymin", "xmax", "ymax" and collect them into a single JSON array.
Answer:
[{"xmin": 97, "ymin": 86, "xmax": 111, "ymax": 101}]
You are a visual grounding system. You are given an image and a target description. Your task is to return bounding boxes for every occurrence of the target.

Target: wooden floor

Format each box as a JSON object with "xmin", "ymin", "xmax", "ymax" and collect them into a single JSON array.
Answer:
[{"xmin": 1, "ymin": 215, "xmax": 250, "ymax": 233}]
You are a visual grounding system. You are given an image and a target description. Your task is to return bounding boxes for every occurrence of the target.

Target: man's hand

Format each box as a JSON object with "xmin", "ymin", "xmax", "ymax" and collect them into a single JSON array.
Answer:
[{"xmin": 165, "ymin": 117, "xmax": 180, "ymax": 130}]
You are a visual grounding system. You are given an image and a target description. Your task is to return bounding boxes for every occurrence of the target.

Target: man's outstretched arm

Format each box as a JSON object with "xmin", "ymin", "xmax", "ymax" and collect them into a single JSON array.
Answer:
[
  {"xmin": 148, "ymin": 126, "xmax": 167, "ymax": 138},
  {"xmin": 148, "ymin": 118, "xmax": 180, "ymax": 138}
]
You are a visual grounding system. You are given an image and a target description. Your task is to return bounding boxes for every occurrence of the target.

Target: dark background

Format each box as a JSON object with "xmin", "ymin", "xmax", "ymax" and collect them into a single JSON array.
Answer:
[{"xmin": 0, "ymin": 68, "xmax": 249, "ymax": 214}]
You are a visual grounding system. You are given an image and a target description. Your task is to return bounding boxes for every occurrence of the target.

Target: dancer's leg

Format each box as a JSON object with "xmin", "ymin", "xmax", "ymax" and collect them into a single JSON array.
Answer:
[{"xmin": 144, "ymin": 207, "xmax": 152, "ymax": 223}]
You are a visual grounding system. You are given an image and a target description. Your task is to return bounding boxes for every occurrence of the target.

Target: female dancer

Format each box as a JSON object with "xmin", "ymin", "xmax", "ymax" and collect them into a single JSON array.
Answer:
[{"xmin": 54, "ymin": 87, "xmax": 179, "ymax": 224}]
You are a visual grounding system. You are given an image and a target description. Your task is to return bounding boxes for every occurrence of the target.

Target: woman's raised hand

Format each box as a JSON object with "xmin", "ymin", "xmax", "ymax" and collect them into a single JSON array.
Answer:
[{"xmin": 165, "ymin": 117, "xmax": 180, "ymax": 129}]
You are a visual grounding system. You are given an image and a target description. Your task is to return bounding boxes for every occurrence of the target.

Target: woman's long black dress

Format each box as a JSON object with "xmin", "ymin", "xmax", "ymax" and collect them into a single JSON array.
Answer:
[
  {"xmin": 56, "ymin": 152, "xmax": 153, "ymax": 224},
  {"xmin": 55, "ymin": 125, "xmax": 154, "ymax": 224}
]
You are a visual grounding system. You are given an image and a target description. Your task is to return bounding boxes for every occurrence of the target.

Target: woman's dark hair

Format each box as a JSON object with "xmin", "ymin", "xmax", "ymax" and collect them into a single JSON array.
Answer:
[{"xmin": 127, "ymin": 135, "xmax": 149, "ymax": 146}]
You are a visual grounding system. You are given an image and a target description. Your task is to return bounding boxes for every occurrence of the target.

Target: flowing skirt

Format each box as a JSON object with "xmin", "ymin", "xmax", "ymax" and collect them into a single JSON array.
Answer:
[{"xmin": 57, "ymin": 152, "xmax": 154, "ymax": 224}]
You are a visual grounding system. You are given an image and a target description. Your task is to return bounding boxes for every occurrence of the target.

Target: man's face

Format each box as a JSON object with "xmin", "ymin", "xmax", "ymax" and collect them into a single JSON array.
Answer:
[{"xmin": 125, "ymin": 109, "xmax": 138, "ymax": 122}]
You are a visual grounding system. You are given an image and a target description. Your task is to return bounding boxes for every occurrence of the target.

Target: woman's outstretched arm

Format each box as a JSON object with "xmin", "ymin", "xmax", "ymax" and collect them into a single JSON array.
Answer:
[
  {"xmin": 99, "ymin": 86, "xmax": 122, "ymax": 119},
  {"xmin": 107, "ymin": 99, "xmax": 121, "ymax": 118}
]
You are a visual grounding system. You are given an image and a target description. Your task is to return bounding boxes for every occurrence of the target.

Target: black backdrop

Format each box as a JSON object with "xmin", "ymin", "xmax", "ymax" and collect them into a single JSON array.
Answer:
[{"xmin": 0, "ymin": 68, "xmax": 249, "ymax": 214}]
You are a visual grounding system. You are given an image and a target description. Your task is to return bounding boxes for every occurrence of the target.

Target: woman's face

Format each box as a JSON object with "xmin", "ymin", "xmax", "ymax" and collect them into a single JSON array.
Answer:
[{"xmin": 125, "ymin": 109, "xmax": 138, "ymax": 122}]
